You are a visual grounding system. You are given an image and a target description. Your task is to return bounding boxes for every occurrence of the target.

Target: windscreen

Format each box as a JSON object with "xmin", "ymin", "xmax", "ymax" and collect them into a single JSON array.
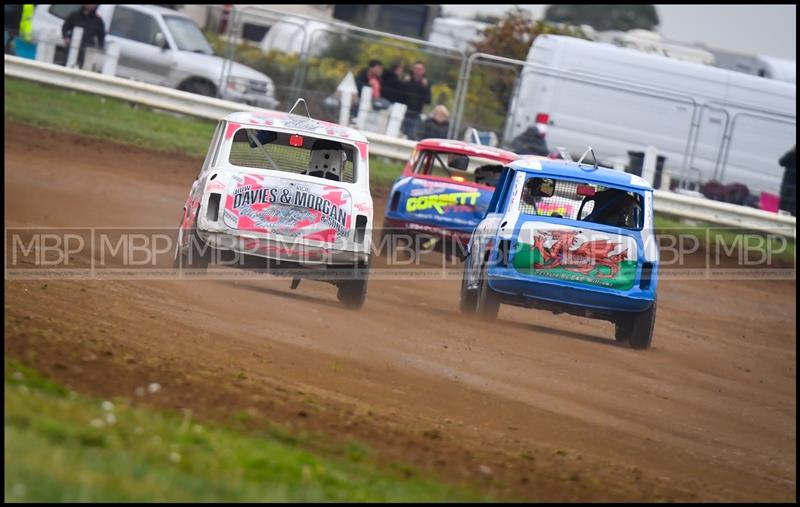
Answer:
[
  {"xmin": 228, "ymin": 128, "xmax": 356, "ymax": 184},
  {"xmin": 519, "ymin": 175, "xmax": 644, "ymax": 230},
  {"xmin": 413, "ymin": 150, "xmax": 508, "ymax": 187},
  {"xmin": 163, "ymin": 16, "xmax": 214, "ymax": 54}
]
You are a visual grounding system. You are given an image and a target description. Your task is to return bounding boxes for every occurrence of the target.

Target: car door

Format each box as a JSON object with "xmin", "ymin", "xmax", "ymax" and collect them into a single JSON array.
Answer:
[{"xmin": 106, "ymin": 5, "xmax": 173, "ymax": 86}]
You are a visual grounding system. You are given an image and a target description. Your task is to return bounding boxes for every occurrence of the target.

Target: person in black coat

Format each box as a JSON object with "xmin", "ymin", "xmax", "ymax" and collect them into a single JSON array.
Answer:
[
  {"xmin": 778, "ymin": 145, "xmax": 796, "ymax": 216},
  {"xmin": 62, "ymin": 5, "xmax": 106, "ymax": 67},
  {"xmin": 381, "ymin": 60, "xmax": 407, "ymax": 105},
  {"xmin": 401, "ymin": 61, "xmax": 432, "ymax": 140},
  {"xmin": 4, "ymin": 5, "xmax": 23, "ymax": 54}
]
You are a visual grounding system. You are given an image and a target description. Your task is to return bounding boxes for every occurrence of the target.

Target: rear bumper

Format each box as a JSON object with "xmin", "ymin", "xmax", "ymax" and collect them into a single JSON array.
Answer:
[
  {"xmin": 488, "ymin": 267, "xmax": 655, "ymax": 313},
  {"xmin": 199, "ymin": 230, "xmax": 368, "ymax": 265}
]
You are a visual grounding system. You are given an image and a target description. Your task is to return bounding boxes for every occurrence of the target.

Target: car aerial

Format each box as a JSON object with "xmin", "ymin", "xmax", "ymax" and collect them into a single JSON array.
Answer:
[
  {"xmin": 32, "ymin": 4, "xmax": 279, "ymax": 109},
  {"xmin": 382, "ymin": 139, "xmax": 519, "ymax": 260},
  {"xmin": 460, "ymin": 154, "xmax": 659, "ymax": 349},
  {"xmin": 174, "ymin": 102, "xmax": 373, "ymax": 309}
]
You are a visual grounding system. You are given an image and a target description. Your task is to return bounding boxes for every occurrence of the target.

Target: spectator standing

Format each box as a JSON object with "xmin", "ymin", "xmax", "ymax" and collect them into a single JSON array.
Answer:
[
  {"xmin": 62, "ymin": 4, "xmax": 106, "ymax": 68},
  {"xmin": 355, "ymin": 59, "xmax": 383, "ymax": 100},
  {"xmin": 417, "ymin": 105, "xmax": 450, "ymax": 140},
  {"xmin": 381, "ymin": 60, "xmax": 407, "ymax": 105},
  {"xmin": 4, "ymin": 5, "xmax": 23, "ymax": 54},
  {"xmin": 778, "ymin": 145, "xmax": 796, "ymax": 216},
  {"xmin": 401, "ymin": 61, "xmax": 432, "ymax": 140}
]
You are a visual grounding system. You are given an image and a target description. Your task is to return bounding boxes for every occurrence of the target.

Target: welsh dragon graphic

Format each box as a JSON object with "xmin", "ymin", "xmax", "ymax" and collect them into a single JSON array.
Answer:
[{"xmin": 532, "ymin": 230, "xmax": 628, "ymax": 279}]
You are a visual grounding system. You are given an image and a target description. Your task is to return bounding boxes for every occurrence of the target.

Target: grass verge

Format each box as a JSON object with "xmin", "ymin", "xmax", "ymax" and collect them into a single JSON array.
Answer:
[{"xmin": 4, "ymin": 358, "xmax": 482, "ymax": 502}]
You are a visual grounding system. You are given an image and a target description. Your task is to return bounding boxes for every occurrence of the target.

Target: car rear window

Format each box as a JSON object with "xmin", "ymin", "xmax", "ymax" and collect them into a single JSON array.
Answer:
[
  {"xmin": 518, "ymin": 176, "xmax": 644, "ymax": 230},
  {"xmin": 228, "ymin": 128, "xmax": 356, "ymax": 184}
]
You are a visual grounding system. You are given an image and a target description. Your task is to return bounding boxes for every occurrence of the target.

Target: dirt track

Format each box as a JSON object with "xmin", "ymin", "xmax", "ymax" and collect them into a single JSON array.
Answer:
[{"xmin": 4, "ymin": 122, "xmax": 796, "ymax": 501}]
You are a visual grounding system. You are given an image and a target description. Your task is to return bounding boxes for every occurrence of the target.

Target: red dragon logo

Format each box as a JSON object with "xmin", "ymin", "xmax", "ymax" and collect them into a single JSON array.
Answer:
[{"xmin": 533, "ymin": 230, "xmax": 628, "ymax": 278}]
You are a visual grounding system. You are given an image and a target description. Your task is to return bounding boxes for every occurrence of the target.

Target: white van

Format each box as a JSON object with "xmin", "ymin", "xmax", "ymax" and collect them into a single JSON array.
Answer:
[{"xmin": 507, "ymin": 35, "xmax": 796, "ymax": 196}]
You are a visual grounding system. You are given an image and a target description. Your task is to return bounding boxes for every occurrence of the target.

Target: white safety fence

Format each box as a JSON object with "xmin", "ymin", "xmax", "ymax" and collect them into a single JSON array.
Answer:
[{"xmin": 5, "ymin": 55, "xmax": 795, "ymax": 239}]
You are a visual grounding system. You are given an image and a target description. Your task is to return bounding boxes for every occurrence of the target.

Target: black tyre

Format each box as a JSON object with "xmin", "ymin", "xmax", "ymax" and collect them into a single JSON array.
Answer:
[
  {"xmin": 174, "ymin": 210, "xmax": 211, "ymax": 273},
  {"xmin": 337, "ymin": 260, "xmax": 369, "ymax": 309},
  {"xmin": 459, "ymin": 262, "xmax": 477, "ymax": 314},
  {"xmin": 615, "ymin": 300, "xmax": 657, "ymax": 349},
  {"xmin": 475, "ymin": 262, "xmax": 500, "ymax": 320},
  {"xmin": 181, "ymin": 79, "xmax": 216, "ymax": 98}
]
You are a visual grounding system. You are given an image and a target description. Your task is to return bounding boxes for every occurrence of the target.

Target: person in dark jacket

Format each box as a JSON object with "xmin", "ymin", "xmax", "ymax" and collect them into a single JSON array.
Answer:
[
  {"xmin": 381, "ymin": 60, "xmax": 407, "ymax": 105},
  {"xmin": 62, "ymin": 5, "xmax": 106, "ymax": 68},
  {"xmin": 401, "ymin": 61, "xmax": 432, "ymax": 140},
  {"xmin": 778, "ymin": 145, "xmax": 796, "ymax": 216},
  {"xmin": 4, "ymin": 5, "xmax": 23, "ymax": 54},
  {"xmin": 417, "ymin": 105, "xmax": 450, "ymax": 140},
  {"xmin": 354, "ymin": 59, "xmax": 383, "ymax": 99},
  {"xmin": 508, "ymin": 124, "xmax": 549, "ymax": 156}
]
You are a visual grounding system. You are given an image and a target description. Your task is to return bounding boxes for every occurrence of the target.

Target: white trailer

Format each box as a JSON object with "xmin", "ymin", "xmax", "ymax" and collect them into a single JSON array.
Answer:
[{"xmin": 508, "ymin": 35, "xmax": 796, "ymax": 196}]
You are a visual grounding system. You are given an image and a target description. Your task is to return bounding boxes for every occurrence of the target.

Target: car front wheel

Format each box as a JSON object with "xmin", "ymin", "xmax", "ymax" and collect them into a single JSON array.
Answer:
[
  {"xmin": 475, "ymin": 262, "xmax": 500, "ymax": 320},
  {"xmin": 459, "ymin": 262, "xmax": 477, "ymax": 314}
]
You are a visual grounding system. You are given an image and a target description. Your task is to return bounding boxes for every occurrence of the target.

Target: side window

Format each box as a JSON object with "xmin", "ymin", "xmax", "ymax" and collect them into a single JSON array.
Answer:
[
  {"xmin": 199, "ymin": 121, "xmax": 224, "ymax": 176},
  {"xmin": 49, "ymin": 5, "xmax": 81, "ymax": 19},
  {"xmin": 109, "ymin": 6, "xmax": 162, "ymax": 45},
  {"xmin": 487, "ymin": 167, "xmax": 514, "ymax": 213}
]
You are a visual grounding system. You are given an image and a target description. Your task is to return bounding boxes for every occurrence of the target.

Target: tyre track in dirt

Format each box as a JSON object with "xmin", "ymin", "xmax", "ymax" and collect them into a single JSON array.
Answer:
[{"xmin": 4, "ymin": 122, "xmax": 796, "ymax": 501}]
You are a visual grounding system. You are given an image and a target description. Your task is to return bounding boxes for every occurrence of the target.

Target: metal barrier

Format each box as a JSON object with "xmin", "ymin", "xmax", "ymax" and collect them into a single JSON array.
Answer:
[{"xmin": 4, "ymin": 54, "xmax": 794, "ymax": 238}]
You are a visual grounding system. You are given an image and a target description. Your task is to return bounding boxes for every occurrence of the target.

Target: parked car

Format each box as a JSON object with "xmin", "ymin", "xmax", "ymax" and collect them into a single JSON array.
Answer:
[
  {"xmin": 382, "ymin": 139, "xmax": 519, "ymax": 260},
  {"xmin": 460, "ymin": 155, "xmax": 659, "ymax": 349},
  {"xmin": 32, "ymin": 4, "xmax": 279, "ymax": 109},
  {"xmin": 174, "ymin": 106, "xmax": 373, "ymax": 309}
]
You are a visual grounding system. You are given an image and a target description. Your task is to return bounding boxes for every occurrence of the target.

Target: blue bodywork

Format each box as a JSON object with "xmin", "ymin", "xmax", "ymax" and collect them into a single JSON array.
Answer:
[
  {"xmin": 466, "ymin": 158, "xmax": 659, "ymax": 315},
  {"xmin": 385, "ymin": 176, "xmax": 495, "ymax": 237}
]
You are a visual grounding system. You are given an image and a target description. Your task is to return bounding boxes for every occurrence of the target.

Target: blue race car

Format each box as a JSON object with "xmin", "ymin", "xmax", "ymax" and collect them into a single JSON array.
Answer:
[
  {"xmin": 460, "ymin": 155, "xmax": 659, "ymax": 349},
  {"xmin": 383, "ymin": 139, "xmax": 519, "ymax": 260}
]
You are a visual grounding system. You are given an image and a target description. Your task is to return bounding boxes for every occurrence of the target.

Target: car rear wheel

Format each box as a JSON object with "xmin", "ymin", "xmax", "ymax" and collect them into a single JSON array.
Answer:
[
  {"xmin": 337, "ymin": 260, "xmax": 369, "ymax": 310},
  {"xmin": 173, "ymin": 210, "xmax": 210, "ymax": 273},
  {"xmin": 475, "ymin": 262, "xmax": 500, "ymax": 320},
  {"xmin": 615, "ymin": 301, "xmax": 656, "ymax": 349}
]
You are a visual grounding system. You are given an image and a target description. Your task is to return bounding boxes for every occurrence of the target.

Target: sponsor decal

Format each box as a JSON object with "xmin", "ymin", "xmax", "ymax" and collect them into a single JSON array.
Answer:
[
  {"xmin": 405, "ymin": 192, "xmax": 480, "ymax": 214},
  {"xmin": 514, "ymin": 228, "xmax": 637, "ymax": 290},
  {"xmin": 224, "ymin": 174, "xmax": 351, "ymax": 241}
]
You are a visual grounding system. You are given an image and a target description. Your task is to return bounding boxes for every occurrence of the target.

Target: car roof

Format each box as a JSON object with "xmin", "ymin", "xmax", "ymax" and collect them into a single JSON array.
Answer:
[
  {"xmin": 509, "ymin": 156, "xmax": 654, "ymax": 191},
  {"xmin": 415, "ymin": 139, "xmax": 518, "ymax": 163},
  {"xmin": 224, "ymin": 111, "xmax": 369, "ymax": 144},
  {"xmin": 140, "ymin": 4, "xmax": 192, "ymax": 18}
]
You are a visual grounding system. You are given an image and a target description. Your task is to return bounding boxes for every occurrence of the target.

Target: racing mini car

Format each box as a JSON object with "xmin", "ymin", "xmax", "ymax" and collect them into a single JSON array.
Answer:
[
  {"xmin": 460, "ymin": 154, "xmax": 659, "ymax": 348},
  {"xmin": 174, "ymin": 102, "xmax": 373, "ymax": 309},
  {"xmin": 382, "ymin": 139, "xmax": 519, "ymax": 260}
]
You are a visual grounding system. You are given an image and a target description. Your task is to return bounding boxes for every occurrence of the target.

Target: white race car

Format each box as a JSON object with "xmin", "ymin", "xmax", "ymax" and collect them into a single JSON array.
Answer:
[{"xmin": 174, "ymin": 103, "xmax": 373, "ymax": 309}]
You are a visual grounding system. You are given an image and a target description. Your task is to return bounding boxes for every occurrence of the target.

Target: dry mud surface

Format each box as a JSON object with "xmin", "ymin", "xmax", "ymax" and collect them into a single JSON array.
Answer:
[{"xmin": 4, "ymin": 122, "xmax": 796, "ymax": 501}]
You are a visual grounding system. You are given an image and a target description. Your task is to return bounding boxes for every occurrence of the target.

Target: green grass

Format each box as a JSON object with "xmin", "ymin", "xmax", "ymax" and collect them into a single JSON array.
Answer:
[
  {"xmin": 4, "ymin": 77, "xmax": 215, "ymax": 158},
  {"xmin": 4, "ymin": 76, "xmax": 406, "ymax": 187},
  {"xmin": 4, "ymin": 358, "xmax": 483, "ymax": 502}
]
